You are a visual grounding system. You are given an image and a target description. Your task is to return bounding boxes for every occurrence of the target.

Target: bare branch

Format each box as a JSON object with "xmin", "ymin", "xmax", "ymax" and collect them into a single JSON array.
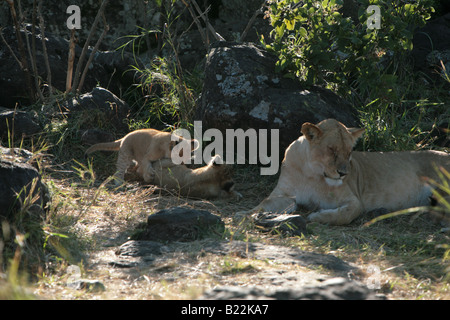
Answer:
[
  {"xmin": 6, "ymin": 0, "xmax": 35, "ymax": 103},
  {"xmin": 28, "ymin": 0, "xmax": 45, "ymax": 101},
  {"xmin": 241, "ymin": 1, "xmax": 266, "ymax": 42},
  {"xmin": 0, "ymin": 27, "xmax": 22, "ymax": 68},
  {"xmin": 66, "ymin": 28, "xmax": 76, "ymax": 93},
  {"xmin": 189, "ymin": 0, "xmax": 225, "ymax": 42},
  {"xmin": 77, "ymin": 12, "xmax": 109, "ymax": 92},
  {"xmin": 37, "ymin": 0, "xmax": 52, "ymax": 97},
  {"xmin": 71, "ymin": 0, "xmax": 109, "ymax": 94},
  {"xmin": 181, "ymin": 0, "xmax": 208, "ymax": 50}
]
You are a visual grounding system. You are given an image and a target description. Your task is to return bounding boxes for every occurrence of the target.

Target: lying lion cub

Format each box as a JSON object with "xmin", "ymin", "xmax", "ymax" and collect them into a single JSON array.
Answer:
[
  {"xmin": 132, "ymin": 155, "xmax": 241, "ymax": 199},
  {"xmin": 85, "ymin": 128, "xmax": 196, "ymax": 185},
  {"xmin": 239, "ymin": 119, "xmax": 449, "ymax": 226}
]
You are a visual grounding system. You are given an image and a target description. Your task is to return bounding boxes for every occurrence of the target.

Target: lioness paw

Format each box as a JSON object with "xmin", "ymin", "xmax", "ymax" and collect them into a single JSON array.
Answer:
[
  {"xmin": 307, "ymin": 206, "xmax": 358, "ymax": 226},
  {"xmin": 307, "ymin": 208, "xmax": 343, "ymax": 225}
]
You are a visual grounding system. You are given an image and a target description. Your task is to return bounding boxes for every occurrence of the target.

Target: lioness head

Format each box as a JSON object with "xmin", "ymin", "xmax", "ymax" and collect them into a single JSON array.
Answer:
[{"xmin": 301, "ymin": 119, "xmax": 364, "ymax": 186}]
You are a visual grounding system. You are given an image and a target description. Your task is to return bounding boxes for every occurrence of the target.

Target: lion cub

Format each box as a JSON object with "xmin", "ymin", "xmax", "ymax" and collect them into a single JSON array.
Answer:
[
  {"xmin": 130, "ymin": 155, "xmax": 241, "ymax": 199},
  {"xmin": 85, "ymin": 128, "xmax": 196, "ymax": 185}
]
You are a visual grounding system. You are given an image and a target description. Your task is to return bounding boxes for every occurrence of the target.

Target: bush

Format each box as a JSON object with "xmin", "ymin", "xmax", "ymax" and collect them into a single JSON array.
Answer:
[{"xmin": 263, "ymin": 0, "xmax": 434, "ymax": 102}]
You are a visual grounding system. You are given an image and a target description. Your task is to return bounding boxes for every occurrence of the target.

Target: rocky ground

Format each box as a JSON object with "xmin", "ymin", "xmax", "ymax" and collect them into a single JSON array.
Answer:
[{"xmin": 23, "ymin": 167, "xmax": 448, "ymax": 301}]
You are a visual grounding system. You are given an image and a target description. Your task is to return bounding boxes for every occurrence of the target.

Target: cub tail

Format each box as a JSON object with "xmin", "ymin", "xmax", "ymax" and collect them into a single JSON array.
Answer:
[{"xmin": 85, "ymin": 139, "xmax": 122, "ymax": 158}]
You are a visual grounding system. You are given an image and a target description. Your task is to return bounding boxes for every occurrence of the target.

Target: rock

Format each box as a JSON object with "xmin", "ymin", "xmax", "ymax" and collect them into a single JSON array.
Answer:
[
  {"xmin": 412, "ymin": 13, "xmax": 450, "ymax": 80},
  {"xmin": 80, "ymin": 128, "xmax": 115, "ymax": 146},
  {"xmin": 0, "ymin": 149, "xmax": 48, "ymax": 270},
  {"xmin": 200, "ymin": 277, "xmax": 385, "ymax": 300},
  {"xmin": 0, "ymin": 155, "xmax": 48, "ymax": 221},
  {"xmin": 115, "ymin": 240, "xmax": 167, "ymax": 257},
  {"xmin": 202, "ymin": 241, "xmax": 355, "ymax": 274},
  {"xmin": 0, "ymin": 26, "xmax": 142, "ymax": 108},
  {"xmin": 0, "ymin": 146, "xmax": 35, "ymax": 165},
  {"xmin": 61, "ymin": 87, "xmax": 130, "ymax": 133},
  {"xmin": 135, "ymin": 206, "xmax": 225, "ymax": 242},
  {"xmin": 0, "ymin": 108, "xmax": 42, "ymax": 140},
  {"xmin": 253, "ymin": 212, "xmax": 307, "ymax": 237},
  {"xmin": 67, "ymin": 279, "xmax": 106, "ymax": 293},
  {"xmin": 0, "ymin": 1, "xmax": 162, "ymax": 51},
  {"xmin": 113, "ymin": 239, "xmax": 355, "ymax": 275},
  {"xmin": 196, "ymin": 42, "xmax": 358, "ymax": 158}
]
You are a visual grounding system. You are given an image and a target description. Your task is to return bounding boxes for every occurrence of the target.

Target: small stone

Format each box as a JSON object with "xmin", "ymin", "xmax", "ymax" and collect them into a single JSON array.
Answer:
[
  {"xmin": 67, "ymin": 279, "xmax": 105, "ymax": 293},
  {"xmin": 254, "ymin": 212, "xmax": 307, "ymax": 237}
]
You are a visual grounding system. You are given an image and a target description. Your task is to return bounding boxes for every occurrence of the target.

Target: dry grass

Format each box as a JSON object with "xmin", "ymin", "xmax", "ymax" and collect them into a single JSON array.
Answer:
[
  {"xmin": 15, "ymin": 157, "xmax": 444, "ymax": 300},
  {"xmin": 1, "ymin": 144, "xmax": 448, "ymax": 300}
]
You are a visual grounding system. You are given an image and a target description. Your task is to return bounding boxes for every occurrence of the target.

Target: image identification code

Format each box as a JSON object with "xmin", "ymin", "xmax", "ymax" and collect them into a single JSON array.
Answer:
[{"xmin": 181, "ymin": 304, "xmax": 269, "ymax": 317}]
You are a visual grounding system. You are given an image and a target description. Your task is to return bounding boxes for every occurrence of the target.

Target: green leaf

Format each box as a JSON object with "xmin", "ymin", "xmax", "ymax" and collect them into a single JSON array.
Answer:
[
  {"xmin": 284, "ymin": 18, "xmax": 295, "ymax": 31},
  {"xmin": 299, "ymin": 27, "xmax": 307, "ymax": 38},
  {"xmin": 275, "ymin": 24, "xmax": 286, "ymax": 39}
]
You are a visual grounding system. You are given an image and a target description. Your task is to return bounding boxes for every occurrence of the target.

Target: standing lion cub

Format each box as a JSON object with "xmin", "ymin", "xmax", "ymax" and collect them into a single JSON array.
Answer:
[
  {"xmin": 238, "ymin": 119, "xmax": 450, "ymax": 226},
  {"xmin": 85, "ymin": 128, "xmax": 197, "ymax": 185}
]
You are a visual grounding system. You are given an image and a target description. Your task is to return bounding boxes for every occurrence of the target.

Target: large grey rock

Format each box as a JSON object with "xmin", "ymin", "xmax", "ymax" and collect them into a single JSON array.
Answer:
[
  {"xmin": 135, "ymin": 206, "xmax": 225, "ymax": 242},
  {"xmin": 62, "ymin": 87, "xmax": 130, "ymax": 133},
  {"xmin": 196, "ymin": 42, "xmax": 359, "ymax": 157},
  {"xmin": 0, "ymin": 108, "xmax": 42, "ymax": 140},
  {"xmin": 201, "ymin": 277, "xmax": 385, "ymax": 300},
  {"xmin": 0, "ymin": 147, "xmax": 49, "ymax": 224}
]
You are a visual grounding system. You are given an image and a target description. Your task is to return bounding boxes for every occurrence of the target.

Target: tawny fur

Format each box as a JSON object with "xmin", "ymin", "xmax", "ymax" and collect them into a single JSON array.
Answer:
[
  {"xmin": 238, "ymin": 119, "xmax": 450, "ymax": 226},
  {"xmin": 85, "ymin": 128, "xmax": 195, "ymax": 185},
  {"xmin": 141, "ymin": 155, "xmax": 241, "ymax": 199}
]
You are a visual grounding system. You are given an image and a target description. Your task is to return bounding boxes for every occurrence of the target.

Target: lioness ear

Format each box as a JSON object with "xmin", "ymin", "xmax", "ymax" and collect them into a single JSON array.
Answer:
[
  {"xmin": 348, "ymin": 128, "xmax": 365, "ymax": 143},
  {"xmin": 301, "ymin": 123, "xmax": 323, "ymax": 141}
]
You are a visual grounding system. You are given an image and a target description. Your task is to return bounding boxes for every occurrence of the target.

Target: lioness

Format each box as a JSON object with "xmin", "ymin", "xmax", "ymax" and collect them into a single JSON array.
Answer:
[
  {"xmin": 239, "ymin": 119, "xmax": 450, "ymax": 226},
  {"xmin": 139, "ymin": 155, "xmax": 241, "ymax": 199},
  {"xmin": 85, "ymin": 128, "xmax": 197, "ymax": 185}
]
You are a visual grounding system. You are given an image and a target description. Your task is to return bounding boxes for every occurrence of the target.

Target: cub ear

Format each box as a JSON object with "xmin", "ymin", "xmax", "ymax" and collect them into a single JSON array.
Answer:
[
  {"xmin": 348, "ymin": 128, "xmax": 365, "ymax": 142},
  {"xmin": 301, "ymin": 122, "xmax": 323, "ymax": 141},
  {"xmin": 191, "ymin": 139, "xmax": 200, "ymax": 151},
  {"xmin": 209, "ymin": 154, "xmax": 224, "ymax": 166}
]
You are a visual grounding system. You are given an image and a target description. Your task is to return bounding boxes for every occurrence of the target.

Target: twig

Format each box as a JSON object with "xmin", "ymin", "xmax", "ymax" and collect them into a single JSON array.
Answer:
[
  {"xmin": 142, "ymin": 0, "xmax": 152, "ymax": 62},
  {"xmin": 189, "ymin": 0, "xmax": 225, "ymax": 42},
  {"xmin": 77, "ymin": 12, "xmax": 109, "ymax": 92},
  {"xmin": 37, "ymin": 0, "xmax": 52, "ymax": 97},
  {"xmin": 181, "ymin": 0, "xmax": 208, "ymax": 49},
  {"xmin": 71, "ymin": 0, "xmax": 109, "ymax": 94},
  {"xmin": 0, "ymin": 27, "xmax": 22, "ymax": 68},
  {"xmin": 27, "ymin": 0, "xmax": 45, "ymax": 101},
  {"xmin": 66, "ymin": 28, "xmax": 76, "ymax": 93},
  {"xmin": 6, "ymin": 0, "xmax": 35, "ymax": 103},
  {"xmin": 241, "ymin": 1, "xmax": 266, "ymax": 42}
]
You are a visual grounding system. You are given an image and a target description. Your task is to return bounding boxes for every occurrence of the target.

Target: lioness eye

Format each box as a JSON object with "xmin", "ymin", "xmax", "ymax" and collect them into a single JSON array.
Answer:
[{"xmin": 328, "ymin": 147, "xmax": 337, "ymax": 159}]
